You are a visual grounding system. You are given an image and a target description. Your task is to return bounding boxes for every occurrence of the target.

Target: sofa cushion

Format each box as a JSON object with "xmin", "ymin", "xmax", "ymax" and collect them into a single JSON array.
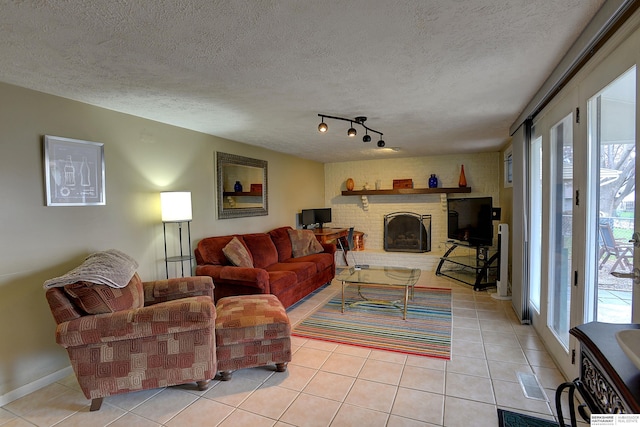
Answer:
[
  {"xmin": 63, "ymin": 273, "xmax": 144, "ymax": 314},
  {"xmin": 268, "ymin": 226, "xmax": 294, "ymax": 262},
  {"xmin": 267, "ymin": 270, "xmax": 299, "ymax": 296},
  {"xmin": 267, "ymin": 261, "xmax": 316, "ymax": 283},
  {"xmin": 242, "ymin": 233, "xmax": 279, "ymax": 269},
  {"xmin": 223, "ymin": 236, "xmax": 254, "ymax": 268},
  {"xmin": 196, "ymin": 235, "xmax": 236, "ymax": 266},
  {"xmin": 284, "ymin": 252, "xmax": 334, "ymax": 273},
  {"xmin": 288, "ymin": 229, "xmax": 324, "ymax": 258}
]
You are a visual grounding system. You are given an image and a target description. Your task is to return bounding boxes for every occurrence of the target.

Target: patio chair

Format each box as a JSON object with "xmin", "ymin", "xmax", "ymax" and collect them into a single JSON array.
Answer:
[{"xmin": 598, "ymin": 223, "xmax": 633, "ymax": 272}]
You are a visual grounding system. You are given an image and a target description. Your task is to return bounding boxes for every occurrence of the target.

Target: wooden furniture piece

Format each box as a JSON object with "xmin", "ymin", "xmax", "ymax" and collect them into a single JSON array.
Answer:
[
  {"xmin": 555, "ymin": 322, "xmax": 640, "ymax": 427},
  {"xmin": 341, "ymin": 187, "xmax": 471, "ymax": 196},
  {"xmin": 313, "ymin": 228, "xmax": 363, "ymax": 249},
  {"xmin": 312, "ymin": 227, "xmax": 349, "ymax": 244},
  {"xmin": 222, "ymin": 190, "xmax": 263, "ymax": 197}
]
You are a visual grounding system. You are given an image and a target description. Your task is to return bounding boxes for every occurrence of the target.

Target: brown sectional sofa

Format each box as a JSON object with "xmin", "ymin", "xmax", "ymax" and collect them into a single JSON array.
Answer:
[{"xmin": 195, "ymin": 226, "xmax": 336, "ymax": 308}]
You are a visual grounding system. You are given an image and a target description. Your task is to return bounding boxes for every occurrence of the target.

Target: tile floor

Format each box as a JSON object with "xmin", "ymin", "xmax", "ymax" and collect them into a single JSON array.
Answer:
[{"xmin": 0, "ymin": 275, "xmax": 587, "ymax": 427}]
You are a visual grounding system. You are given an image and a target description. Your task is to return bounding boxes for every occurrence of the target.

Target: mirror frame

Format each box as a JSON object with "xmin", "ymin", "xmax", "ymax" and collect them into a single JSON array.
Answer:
[{"xmin": 216, "ymin": 152, "xmax": 268, "ymax": 219}]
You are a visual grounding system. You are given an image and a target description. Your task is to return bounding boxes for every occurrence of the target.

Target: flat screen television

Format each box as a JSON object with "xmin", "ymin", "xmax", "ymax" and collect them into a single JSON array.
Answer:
[
  {"xmin": 300, "ymin": 208, "xmax": 332, "ymax": 229},
  {"xmin": 447, "ymin": 197, "xmax": 493, "ymax": 246}
]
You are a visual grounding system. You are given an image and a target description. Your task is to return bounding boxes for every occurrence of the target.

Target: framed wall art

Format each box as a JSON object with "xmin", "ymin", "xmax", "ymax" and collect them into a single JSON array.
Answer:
[{"xmin": 43, "ymin": 135, "xmax": 106, "ymax": 206}]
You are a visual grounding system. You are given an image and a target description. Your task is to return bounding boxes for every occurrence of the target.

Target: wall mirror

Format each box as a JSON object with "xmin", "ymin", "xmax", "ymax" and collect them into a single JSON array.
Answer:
[{"xmin": 216, "ymin": 152, "xmax": 268, "ymax": 219}]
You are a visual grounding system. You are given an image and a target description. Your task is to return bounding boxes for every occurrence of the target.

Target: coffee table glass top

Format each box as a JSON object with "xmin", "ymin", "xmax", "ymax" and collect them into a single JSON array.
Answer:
[{"xmin": 336, "ymin": 266, "xmax": 420, "ymax": 286}]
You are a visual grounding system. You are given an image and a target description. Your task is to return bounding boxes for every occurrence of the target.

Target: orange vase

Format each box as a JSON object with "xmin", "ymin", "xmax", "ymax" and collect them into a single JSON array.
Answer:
[
  {"xmin": 346, "ymin": 178, "xmax": 355, "ymax": 191},
  {"xmin": 458, "ymin": 165, "xmax": 467, "ymax": 187}
]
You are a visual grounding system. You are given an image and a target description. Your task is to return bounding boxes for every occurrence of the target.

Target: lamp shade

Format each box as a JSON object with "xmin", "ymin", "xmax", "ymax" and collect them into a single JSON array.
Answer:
[{"xmin": 160, "ymin": 192, "xmax": 192, "ymax": 222}]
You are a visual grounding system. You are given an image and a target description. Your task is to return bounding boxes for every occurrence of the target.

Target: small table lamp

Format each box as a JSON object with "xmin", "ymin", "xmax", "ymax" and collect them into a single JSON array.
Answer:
[{"xmin": 160, "ymin": 192, "xmax": 192, "ymax": 278}]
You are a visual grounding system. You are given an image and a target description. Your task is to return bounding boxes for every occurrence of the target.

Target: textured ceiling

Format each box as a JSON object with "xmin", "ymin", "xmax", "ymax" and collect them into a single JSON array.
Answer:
[{"xmin": 0, "ymin": 1, "xmax": 605, "ymax": 163}]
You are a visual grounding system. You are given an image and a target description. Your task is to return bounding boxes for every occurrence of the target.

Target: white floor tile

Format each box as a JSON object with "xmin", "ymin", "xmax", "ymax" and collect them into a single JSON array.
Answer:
[
  {"xmin": 399, "ymin": 366, "xmax": 445, "ymax": 394},
  {"xmin": 302, "ymin": 371, "xmax": 355, "ymax": 401},
  {"xmin": 444, "ymin": 396, "xmax": 498, "ymax": 427},
  {"xmin": 391, "ymin": 388, "xmax": 444, "ymax": 425},
  {"xmin": 344, "ymin": 379, "xmax": 397, "ymax": 413},
  {"xmin": 445, "ymin": 372, "xmax": 495, "ymax": 404},
  {"xmin": 280, "ymin": 393, "xmax": 341, "ymax": 427}
]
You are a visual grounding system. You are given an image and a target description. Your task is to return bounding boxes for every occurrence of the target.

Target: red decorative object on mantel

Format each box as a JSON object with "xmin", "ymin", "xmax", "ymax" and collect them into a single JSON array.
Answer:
[
  {"xmin": 393, "ymin": 179, "xmax": 413, "ymax": 189},
  {"xmin": 458, "ymin": 165, "xmax": 467, "ymax": 187}
]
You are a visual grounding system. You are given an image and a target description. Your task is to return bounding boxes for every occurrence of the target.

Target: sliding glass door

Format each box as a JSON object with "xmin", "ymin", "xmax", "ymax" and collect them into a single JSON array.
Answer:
[{"xmin": 526, "ymin": 23, "xmax": 640, "ymax": 378}]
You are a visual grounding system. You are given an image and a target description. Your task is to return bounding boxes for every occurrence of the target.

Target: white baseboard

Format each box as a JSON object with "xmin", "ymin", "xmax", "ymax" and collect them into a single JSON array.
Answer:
[{"xmin": 0, "ymin": 366, "xmax": 73, "ymax": 407}]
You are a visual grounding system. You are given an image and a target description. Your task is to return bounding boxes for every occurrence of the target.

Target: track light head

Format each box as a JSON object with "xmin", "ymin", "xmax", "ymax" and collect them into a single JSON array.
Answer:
[
  {"xmin": 363, "ymin": 134, "xmax": 371, "ymax": 143},
  {"xmin": 347, "ymin": 123, "xmax": 357, "ymax": 137},
  {"xmin": 377, "ymin": 139, "xmax": 385, "ymax": 148},
  {"xmin": 318, "ymin": 121, "xmax": 328, "ymax": 132}
]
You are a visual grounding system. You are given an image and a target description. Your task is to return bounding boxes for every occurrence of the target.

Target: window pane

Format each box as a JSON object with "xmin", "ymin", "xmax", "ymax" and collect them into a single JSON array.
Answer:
[
  {"xmin": 590, "ymin": 66, "xmax": 636, "ymax": 323},
  {"xmin": 549, "ymin": 114, "xmax": 573, "ymax": 348},
  {"xmin": 529, "ymin": 135, "xmax": 543, "ymax": 311}
]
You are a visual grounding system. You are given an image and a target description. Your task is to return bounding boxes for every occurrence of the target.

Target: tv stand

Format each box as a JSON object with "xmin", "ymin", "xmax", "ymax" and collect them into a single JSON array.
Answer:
[{"xmin": 435, "ymin": 242, "xmax": 498, "ymax": 291}]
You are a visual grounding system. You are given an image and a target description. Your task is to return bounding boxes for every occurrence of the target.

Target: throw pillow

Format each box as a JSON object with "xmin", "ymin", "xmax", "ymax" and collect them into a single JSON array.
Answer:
[
  {"xmin": 288, "ymin": 229, "xmax": 325, "ymax": 258},
  {"xmin": 222, "ymin": 236, "xmax": 254, "ymax": 267},
  {"xmin": 64, "ymin": 272, "xmax": 144, "ymax": 314}
]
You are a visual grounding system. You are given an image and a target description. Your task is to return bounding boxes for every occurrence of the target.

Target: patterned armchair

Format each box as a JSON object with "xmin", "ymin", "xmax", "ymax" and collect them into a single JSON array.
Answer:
[{"xmin": 45, "ymin": 274, "xmax": 217, "ymax": 411}]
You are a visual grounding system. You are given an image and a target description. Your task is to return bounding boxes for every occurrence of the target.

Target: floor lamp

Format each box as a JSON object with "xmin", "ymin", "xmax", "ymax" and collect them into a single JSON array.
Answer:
[{"xmin": 160, "ymin": 191, "xmax": 193, "ymax": 278}]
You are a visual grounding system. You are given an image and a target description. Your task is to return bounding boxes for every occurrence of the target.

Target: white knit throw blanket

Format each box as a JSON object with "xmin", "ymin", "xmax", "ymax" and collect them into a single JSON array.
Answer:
[{"xmin": 43, "ymin": 249, "xmax": 139, "ymax": 289}]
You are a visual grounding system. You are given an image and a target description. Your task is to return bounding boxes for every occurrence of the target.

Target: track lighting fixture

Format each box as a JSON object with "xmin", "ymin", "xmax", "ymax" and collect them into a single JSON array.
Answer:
[
  {"xmin": 317, "ymin": 114, "xmax": 385, "ymax": 147},
  {"xmin": 347, "ymin": 122, "xmax": 357, "ymax": 137},
  {"xmin": 318, "ymin": 118, "xmax": 328, "ymax": 132}
]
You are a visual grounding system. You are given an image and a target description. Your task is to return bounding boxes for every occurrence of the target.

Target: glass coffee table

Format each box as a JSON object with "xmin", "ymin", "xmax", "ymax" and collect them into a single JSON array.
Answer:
[{"xmin": 335, "ymin": 266, "xmax": 421, "ymax": 320}]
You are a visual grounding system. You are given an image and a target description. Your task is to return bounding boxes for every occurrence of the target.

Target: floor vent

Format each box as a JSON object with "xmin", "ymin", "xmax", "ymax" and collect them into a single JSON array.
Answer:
[{"xmin": 517, "ymin": 372, "xmax": 547, "ymax": 401}]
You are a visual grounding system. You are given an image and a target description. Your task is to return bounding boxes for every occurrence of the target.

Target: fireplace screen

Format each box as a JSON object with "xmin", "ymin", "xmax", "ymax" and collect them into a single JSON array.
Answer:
[{"xmin": 384, "ymin": 212, "xmax": 431, "ymax": 252}]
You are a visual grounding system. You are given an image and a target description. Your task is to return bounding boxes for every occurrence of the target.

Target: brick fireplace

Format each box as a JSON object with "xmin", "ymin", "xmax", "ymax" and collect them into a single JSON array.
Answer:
[{"xmin": 384, "ymin": 212, "xmax": 432, "ymax": 252}]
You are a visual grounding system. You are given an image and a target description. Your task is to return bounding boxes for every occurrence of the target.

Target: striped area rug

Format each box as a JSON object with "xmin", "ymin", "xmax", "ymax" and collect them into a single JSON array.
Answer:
[{"xmin": 292, "ymin": 286, "xmax": 452, "ymax": 359}]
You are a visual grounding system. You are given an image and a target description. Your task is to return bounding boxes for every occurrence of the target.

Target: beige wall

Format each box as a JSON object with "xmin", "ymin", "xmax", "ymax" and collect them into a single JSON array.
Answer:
[{"xmin": 0, "ymin": 82, "xmax": 325, "ymax": 399}]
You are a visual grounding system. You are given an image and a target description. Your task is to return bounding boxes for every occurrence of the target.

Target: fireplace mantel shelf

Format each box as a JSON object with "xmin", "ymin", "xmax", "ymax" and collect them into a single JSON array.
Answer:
[{"xmin": 341, "ymin": 187, "xmax": 471, "ymax": 196}]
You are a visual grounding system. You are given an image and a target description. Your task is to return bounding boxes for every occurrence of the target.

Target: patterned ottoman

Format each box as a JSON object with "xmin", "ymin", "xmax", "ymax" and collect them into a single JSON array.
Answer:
[{"xmin": 215, "ymin": 294, "xmax": 292, "ymax": 380}]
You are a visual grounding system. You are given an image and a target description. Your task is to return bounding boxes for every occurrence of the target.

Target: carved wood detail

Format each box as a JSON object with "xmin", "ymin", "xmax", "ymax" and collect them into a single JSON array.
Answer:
[{"xmin": 581, "ymin": 351, "xmax": 627, "ymax": 414}]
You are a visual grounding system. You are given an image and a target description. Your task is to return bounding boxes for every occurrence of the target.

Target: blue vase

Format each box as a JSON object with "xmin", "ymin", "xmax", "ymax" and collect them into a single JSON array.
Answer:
[
  {"xmin": 428, "ymin": 174, "xmax": 438, "ymax": 188},
  {"xmin": 234, "ymin": 181, "xmax": 243, "ymax": 192}
]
